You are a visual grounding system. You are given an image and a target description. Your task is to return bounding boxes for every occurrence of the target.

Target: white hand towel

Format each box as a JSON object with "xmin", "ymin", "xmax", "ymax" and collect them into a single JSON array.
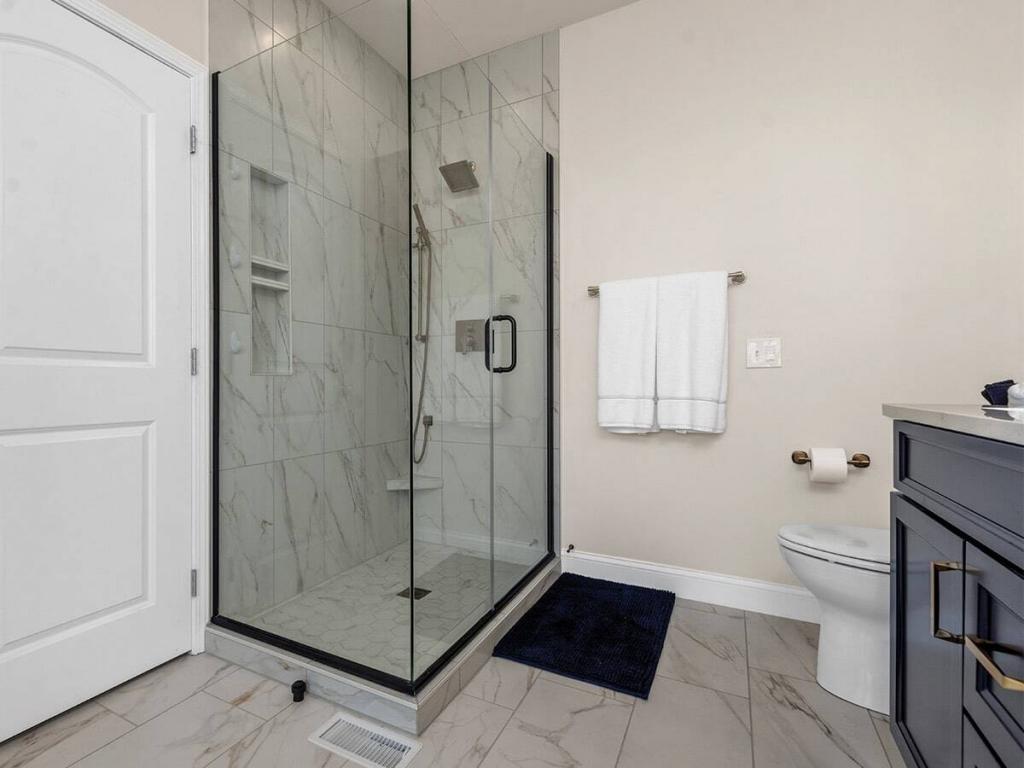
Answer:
[
  {"xmin": 597, "ymin": 278, "xmax": 658, "ymax": 433},
  {"xmin": 656, "ymin": 272, "xmax": 729, "ymax": 434}
]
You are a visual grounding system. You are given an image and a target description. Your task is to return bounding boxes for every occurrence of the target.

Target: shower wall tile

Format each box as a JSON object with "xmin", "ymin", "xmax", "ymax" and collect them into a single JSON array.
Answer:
[
  {"xmin": 324, "ymin": 447, "xmax": 369, "ymax": 576},
  {"xmin": 509, "ymin": 96, "xmax": 543, "ymax": 149},
  {"xmin": 324, "ymin": 16, "xmax": 364, "ymax": 96},
  {"xmin": 365, "ymin": 332, "xmax": 409, "ymax": 445},
  {"xmin": 364, "ymin": 441, "xmax": 408, "ymax": 554},
  {"xmin": 411, "ymin": 126, "xmax": 442, "ymax": 232},
  {"xmin": 441, "ymin": 442, "xmax": 490, "ymax": 544},
  {"xmin": 440, "ymin": 222, "xmax": 488, "ymax": 335},
  {"xmin": 293, "ymin": 22, "xmax": 325, "ymax": 66},
  {"xmin": 365, "ymin": 106, "xmax": 402, "ymax": 231},
  {"xmin": 272, "ymin": 41, "xmax": 324, "ymax": 193},
  {"xmin": 542, "ymin": 91, "xmax": 559, "ymax": 156},
  {"xmin": 251, "ymin": 286, "xmax": 291, "ymax": 374},
  {"xmin": 324, "ymin": 200, "xmax": 365, "ymax": 330},
  {"xmin": 492, "ymin": 103, "xmax": 545, "ymax": 220},
  {"xmin": 493, "ymin": 444, "xmax": 546, "ymax": 552},
  {"xmin": 324, "ymin": 74, "xmax": 365, "ymax": 212},
  {"xmin": 411, "ymin": 445, "xmax": 443, "ymax": 540},
  {"xmin": 272, "ymin": 0, "xmax": 326, "ymax": 40},
  {"xmin": 211, "ymin": 0, "xmax": 275, "ymax": 73},
  {"xmin": 488, "ymin": 36, "xmax": 543, "ymax": 105},
  {"xmin": 364, "ymin": 218, "xmax": 408, "ymax": 335},
  {"xmin": 441, "ymin": 332, "xmax": 490, "ymax": 432},
  {"xmin": 273, "ymin": 454, "xmax": 326, "ymax": 603},
  {"xmin": 493, "ymin": 213, "xmax": 546, "ymax": 331},
  {"xmin": 273, "ymin": 321, "xmax": 325, "ymax": 459},
  {"xmin": 218, "ymin": 152, "xmax": 251, "ymax": 314},
  {"xmin": 218, "ymin": 464, "xmax": 275, "ymax": 617},
  {"xmin": 441, "ymin": 59, "xmax": 491, "ymax": 123},
  {"xmin": 219, "ymin": 310, "xmax": 273, "ymax": 469},
  {"xmin": 364, "ymin": 44, "xmax": 407, "ymax": 128},
  {"xmin": 412, "ymin": 71, "xmax": 441, "ymax": 131},
  {"xmin": 218, "ymin": 49, "xmax": 274, "ymax": 171},
  {"xmin": 288, "ymin": 186, "xmax": 325, "ymax": 324},
  {"xmin": 440, "ymin": 113, "xmax": 489, "ymax": 228},
  {"xmin": 324, "ymin": 327, "xmax": 365, "ymax": 452},
  {"xmin": 542, "ymin": 31, "xmax": 559, "ymax": 93}
]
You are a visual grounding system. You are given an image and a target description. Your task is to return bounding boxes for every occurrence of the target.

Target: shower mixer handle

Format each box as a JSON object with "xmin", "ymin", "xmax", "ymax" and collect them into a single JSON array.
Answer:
[{"xmin": 484, "ymin": 315, "xmax": 517, "ymax": 373}]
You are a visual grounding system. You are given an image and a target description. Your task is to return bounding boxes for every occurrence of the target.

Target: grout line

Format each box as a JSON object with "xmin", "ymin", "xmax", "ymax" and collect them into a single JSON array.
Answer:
[
  {"xmin": 612, "ymin": 699, "xmax": 637, "ymax": 768},
  {"xmin": 744, "ymin": 611, "xmax": 757, "ymax": 768}
]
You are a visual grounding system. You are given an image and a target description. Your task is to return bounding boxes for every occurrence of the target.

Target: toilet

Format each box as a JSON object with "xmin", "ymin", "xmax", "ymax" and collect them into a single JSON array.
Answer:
[{"xmin": 778, "ymin": 524, "xmax": 891, "ymax": 714}]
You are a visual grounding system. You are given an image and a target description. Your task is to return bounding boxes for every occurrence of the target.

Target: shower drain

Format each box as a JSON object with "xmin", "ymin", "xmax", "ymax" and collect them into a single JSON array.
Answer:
[
  {"xmin": 310, "ymin": 712, "xmax": 420, "ymax": 768},
  {"xmin": 396, "ymin": 587, "xmax": 431, "ymax": 600}
]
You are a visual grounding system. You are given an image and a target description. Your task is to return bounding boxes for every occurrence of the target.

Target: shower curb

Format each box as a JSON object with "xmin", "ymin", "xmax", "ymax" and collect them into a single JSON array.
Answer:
[{"xmin": 205, "ymin": 558, "xmax": 561, "ymax": 734}]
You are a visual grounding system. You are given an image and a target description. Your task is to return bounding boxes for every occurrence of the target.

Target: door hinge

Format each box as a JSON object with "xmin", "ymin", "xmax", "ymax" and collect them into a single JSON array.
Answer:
[
  {"xmin": 189, "ymin": 125, "xmax": 198, "ymax": 154},
  {"xmin": 190, "ymin": 569, "xmax": 198, "ymax": 598},
  {"xmin": 190, "ymin": 347, "xmax": 198, "ymax": 375}
]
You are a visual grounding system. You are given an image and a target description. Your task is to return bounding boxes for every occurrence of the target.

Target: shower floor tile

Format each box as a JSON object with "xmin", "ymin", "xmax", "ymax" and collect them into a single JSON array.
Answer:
[{"xmin": 244, "ymin": 542, "xmax": 533, "ymax": 679}]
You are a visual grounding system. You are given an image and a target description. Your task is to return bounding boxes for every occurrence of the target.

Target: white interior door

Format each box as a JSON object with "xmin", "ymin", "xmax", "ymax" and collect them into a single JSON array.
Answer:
[{"xmin": 0, "ymin": 0, "xmax": 195, "ymax": 740}]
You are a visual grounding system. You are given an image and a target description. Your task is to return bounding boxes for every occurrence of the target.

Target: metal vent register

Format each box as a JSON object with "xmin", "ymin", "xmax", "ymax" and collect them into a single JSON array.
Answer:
[{"xmin": 310, "ymin": 713, "xmax": 420, "ymax": 768}]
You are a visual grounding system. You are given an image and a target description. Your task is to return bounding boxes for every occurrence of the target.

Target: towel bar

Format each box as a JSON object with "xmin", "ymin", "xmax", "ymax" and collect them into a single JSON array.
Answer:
[{"xmin": 587, "ymin": 271, "xmax": 745, "ymax": 296}]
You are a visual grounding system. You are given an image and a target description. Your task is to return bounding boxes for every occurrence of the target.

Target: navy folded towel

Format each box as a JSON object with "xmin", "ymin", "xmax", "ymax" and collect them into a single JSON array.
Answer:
[{"xmin": 982, "ymin": 379, "xmax": 1016, "ymax": 406}]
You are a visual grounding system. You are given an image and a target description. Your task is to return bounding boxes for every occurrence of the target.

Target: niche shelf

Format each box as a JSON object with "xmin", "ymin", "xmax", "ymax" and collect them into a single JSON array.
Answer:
[{"xmin": 249, "ymin": 167, "xmax": 292, "ymax": 375}]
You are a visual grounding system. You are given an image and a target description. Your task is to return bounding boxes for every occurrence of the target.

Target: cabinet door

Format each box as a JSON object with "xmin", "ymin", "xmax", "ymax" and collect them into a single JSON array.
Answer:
[
  {"xmin": 962, "ymin": 543, "xmax": 1024, "ymax": 766},
  {"xmin": 963, "ymin": 715, "xmax": 1006, "ymax": 768},
  {"xmin": 892, "ymin": 494, "xmax": 966, "ymax": 768}
]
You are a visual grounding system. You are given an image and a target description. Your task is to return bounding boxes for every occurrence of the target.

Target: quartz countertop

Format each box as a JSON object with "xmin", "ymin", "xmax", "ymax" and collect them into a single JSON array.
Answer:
[{"xmin": 883, "ymin": 404, "xmax": 1024, "ymax": 446}]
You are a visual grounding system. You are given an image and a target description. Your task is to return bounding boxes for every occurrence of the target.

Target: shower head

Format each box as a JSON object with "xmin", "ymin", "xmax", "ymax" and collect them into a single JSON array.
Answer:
[{"xmin": 439, "ymin": 160, "xmax": 479, "ymax": 193}]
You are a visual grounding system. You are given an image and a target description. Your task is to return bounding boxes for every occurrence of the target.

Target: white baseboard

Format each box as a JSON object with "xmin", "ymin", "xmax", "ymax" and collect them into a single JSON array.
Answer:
[{"xmin": 561, "ymin": 550, "xmax": 820, "ymax": 624}]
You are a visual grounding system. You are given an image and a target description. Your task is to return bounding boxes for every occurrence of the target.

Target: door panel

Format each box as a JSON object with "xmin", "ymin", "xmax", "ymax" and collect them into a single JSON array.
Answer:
[
  {"xmin": 963, "ymin": 543, "xmax": 1024, "ymax": 766},
  {"xmin": 964, "ymin": 715, "xmax": 1006, "ymax": 768},
  {"xmin": 892, "ymin": 494, "xmax": 965, "ymax": 768},
  {"xmin": 0, "ymin": 0, "xmax": 193, "ymax": 740}
]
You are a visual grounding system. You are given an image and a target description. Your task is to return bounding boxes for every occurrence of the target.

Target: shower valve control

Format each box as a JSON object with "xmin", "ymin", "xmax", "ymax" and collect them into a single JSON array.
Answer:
[{"xmin": 456, "ymin": 319, "xmax": 486, "ymax": 354}]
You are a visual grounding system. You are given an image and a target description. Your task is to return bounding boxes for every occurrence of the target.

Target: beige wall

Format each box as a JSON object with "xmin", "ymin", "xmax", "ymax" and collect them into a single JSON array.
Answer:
[
  {"xmin": 559, "ymin": 0, "xmax": 1024, "ymax": 585},
  {"xmin": 102, "ymin": 0, "xmax": 208, "ymax": 64}
]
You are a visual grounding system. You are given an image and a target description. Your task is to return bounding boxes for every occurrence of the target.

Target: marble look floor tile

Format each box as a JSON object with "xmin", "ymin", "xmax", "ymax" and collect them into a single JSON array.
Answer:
[
  {"xmin": 536, "ymin": 671, "xmax": 636, "ymax": 703},
  {"xmin": 479, "ymin": 678, "xmax": 632, "ymax": 768},
  {"xmin": 676, "ymin": 598, "xmax": 744, "ymax": 618},
  {"xmin": 0, "ymin": 701, "xmax": 133, "ymax": 768},
  {"xmin": 745, "ymin": 611, "xmax": 819, "ymax": 681},
  {"xmin": 97, "ymin": 654, "xmax": 238, "ymax": 726},
  {"xmin": 656, "ymin": 606, "xmax": 749, "ymax": 697},
  {"xmin": 870, "ymin": 712, "xmax": 907, "ymax": 768},
  {"xmin": 205, "ymin": 668, "xmax": 294, "ymax": 720},
  {"xmin": 207, "ymin": 696, "xmax": 347, "ymax": 768},
  {"xmin": 410, "ymin": 694, "xmax": 512, "ymax": 768},
  {"xmin": 749, "ymin": 669, "xmax": 889, "ymax": 768},
  {"xmin": 74, "ymin": 692, "xmax": 262, "ymax": 768},
  {"xmin": 462, "ymin": 658, "xmax": 539, "ymax": 710},
  {"xmin": 617, "ymin": 676, "xmax": 751, "ymax": 768}
]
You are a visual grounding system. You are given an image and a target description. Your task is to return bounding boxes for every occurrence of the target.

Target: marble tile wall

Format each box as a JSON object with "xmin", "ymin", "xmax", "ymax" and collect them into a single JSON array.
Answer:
[
  {"xmin": 213, "ymin": 0, "xmax": 412, "ymax": 622},
  {"xmin": 410, "ymin": 32, "xmax": 560, "ymax": 567}
]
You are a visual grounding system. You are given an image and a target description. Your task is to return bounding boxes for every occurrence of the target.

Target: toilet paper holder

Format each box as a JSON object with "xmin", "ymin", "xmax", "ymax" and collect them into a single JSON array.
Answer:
[{"xmin": 792, "ymin": 450, "xmax": 871, "ymax": 469}]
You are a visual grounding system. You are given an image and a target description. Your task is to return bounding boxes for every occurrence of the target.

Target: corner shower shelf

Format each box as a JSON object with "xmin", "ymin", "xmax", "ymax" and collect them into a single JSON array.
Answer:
[
  {"xmin": 386, "ymin": 474, "xmax": 443, "ymax": 492},
  {"xmin": 250, "ymin": 256, "xmax": 290, "ymax": 273},
  {"xmin": 251, "ymin": 275, "xmax": 290, "ymax": 292}
]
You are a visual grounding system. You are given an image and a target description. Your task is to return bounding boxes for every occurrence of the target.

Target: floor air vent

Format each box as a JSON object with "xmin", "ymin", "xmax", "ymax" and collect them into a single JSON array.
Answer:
[{"xmin": 310, "ymin": 712, "xmax": 420, "ymax": 768}]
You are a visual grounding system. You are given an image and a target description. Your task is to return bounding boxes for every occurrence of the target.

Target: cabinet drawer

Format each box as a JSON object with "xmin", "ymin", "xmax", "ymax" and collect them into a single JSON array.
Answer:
[
  {"xmin": 964, "ymin": 714, "xmax": 1007, "ymax": 768},
  {"xmin": 963, "ymin": 543, "xmax": 1024, "ymax": 767},
  {"xmin": 895, "ymin": 422, "xmax": 1024, "ymax": 539}
]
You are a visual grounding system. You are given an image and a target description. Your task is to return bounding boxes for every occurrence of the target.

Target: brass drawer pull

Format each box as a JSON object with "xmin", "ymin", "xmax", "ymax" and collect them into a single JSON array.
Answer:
[
  {"xmin": 930, "ymin": 561, "xmax": 964, "ymax": 644},
  {"xmin": 965, "ymin": 635, "xmax": 1024, "ymax": 692}
]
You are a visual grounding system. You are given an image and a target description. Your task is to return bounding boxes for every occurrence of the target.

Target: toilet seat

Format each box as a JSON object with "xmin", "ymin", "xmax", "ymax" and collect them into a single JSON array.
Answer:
[{"xmin": 777, "ymin": 524, "xmax": 890, "ymax": 573}]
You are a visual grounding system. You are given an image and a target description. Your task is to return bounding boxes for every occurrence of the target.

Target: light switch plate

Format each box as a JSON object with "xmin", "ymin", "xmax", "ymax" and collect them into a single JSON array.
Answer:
[{"xmin": 746, "ymin": 337, "xmax": 782, "ymax": 368}]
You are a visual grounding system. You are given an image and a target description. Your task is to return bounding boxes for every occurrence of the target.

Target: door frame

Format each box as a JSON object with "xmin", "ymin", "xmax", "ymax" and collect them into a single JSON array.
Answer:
[{"xmin": 48, "ymin": 0, "xmax": 212, "ymax": 655}]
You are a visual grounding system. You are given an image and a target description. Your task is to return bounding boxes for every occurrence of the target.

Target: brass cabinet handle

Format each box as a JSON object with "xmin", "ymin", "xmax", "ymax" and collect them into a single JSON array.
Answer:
[
  {"xmin": 965, "ymin": 635, "xmax": 1024, "ymax": 692},
  {"xmin": 930, "ymin": 561, "xmax": 964, "ymax": 644}
]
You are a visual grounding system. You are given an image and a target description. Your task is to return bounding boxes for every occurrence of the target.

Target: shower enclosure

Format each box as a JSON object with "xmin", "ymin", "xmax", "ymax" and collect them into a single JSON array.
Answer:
[{"xmin": 212, "ymin": 1, "xmax": 554, "ymax": 693}]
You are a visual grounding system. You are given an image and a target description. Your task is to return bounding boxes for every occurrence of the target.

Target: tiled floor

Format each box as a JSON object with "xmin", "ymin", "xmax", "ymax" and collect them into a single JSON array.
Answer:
[
  {"xmin": 0, "ymin": 600, "xmax": 907, "ymax": 768},
  {"xmin": 241, "ymin": 542, "xmax": 532, "ymax": 679}
]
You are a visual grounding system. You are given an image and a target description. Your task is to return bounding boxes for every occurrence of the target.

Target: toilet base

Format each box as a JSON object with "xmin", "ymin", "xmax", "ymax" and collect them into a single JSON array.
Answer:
[{"xmin": 815, "ymin": 606, "xmax": 889, "ymax": 715}]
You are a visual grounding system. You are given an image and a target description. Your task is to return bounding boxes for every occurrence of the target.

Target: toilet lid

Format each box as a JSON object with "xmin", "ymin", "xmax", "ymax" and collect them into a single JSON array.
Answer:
[{"xmin": 778, "ymin": 524, "xmax": 890, "ymax": 565}]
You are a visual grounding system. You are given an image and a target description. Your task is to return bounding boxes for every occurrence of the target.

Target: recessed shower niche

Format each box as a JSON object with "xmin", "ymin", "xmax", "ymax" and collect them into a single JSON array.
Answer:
[{"xmin": 248, "ymin": 168, "xmax": 291, "ymax": 375}]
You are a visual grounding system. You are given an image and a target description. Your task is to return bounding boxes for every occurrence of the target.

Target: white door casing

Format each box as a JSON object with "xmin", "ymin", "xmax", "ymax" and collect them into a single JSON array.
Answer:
[{"xmin": 0, "ymin": 0, "xmax": 208, "ymax": 740}]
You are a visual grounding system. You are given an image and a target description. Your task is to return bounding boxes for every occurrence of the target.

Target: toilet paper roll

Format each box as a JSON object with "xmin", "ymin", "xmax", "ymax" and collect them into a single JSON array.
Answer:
[{"xmin": 809, "ymin": 447, "xmax": 848, "ymax": 483}]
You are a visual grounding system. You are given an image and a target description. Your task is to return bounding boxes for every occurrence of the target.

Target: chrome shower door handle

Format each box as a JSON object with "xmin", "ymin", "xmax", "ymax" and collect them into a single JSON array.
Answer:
[{"xmin": 484, "ymin": 315, "xmax": 517, "ymax": 373}]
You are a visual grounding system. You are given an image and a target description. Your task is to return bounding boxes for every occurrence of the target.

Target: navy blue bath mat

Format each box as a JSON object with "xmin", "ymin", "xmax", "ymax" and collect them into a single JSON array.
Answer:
[{"xmin": 493, "ymin": 573, "xmax": 675, "ymax": 699}]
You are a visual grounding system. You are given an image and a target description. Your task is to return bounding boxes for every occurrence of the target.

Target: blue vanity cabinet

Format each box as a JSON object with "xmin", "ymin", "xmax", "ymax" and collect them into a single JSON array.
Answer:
[{"xmin": 891, "ymin": 421, "xmax": 1024, "ymax": 768}]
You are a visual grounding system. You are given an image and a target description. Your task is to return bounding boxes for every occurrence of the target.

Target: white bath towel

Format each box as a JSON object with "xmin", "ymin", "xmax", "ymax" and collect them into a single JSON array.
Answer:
[
  {"xmin": 656, "ymin": 272, "xmax": 728, "ymax": 433},
  {"xmin": 597, "ymin": 277, "xmax": 658, "ymax": 433}
]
